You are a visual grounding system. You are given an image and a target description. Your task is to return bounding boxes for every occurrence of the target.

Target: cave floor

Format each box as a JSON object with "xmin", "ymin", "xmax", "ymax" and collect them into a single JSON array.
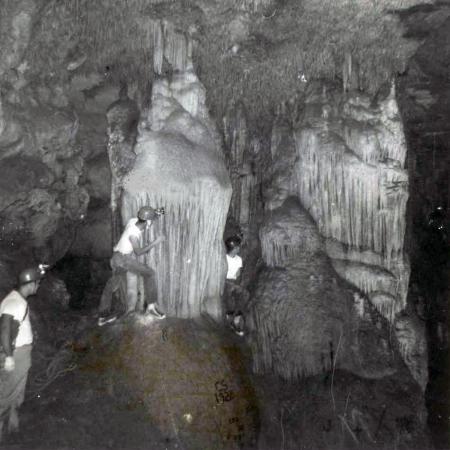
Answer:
[
  {"xmin": 2, "ymin": 334, "xmax": 171, "ymax": 450},
  {"xmin": 0, "ymin": 308, "xmax": 436, "ymax": 450}
]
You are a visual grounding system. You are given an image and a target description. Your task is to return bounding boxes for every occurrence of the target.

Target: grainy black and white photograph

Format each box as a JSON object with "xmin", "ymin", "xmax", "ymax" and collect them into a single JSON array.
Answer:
[{"xmin": 0, "ymin": 0, "xmax": 449, "ymax": 449}]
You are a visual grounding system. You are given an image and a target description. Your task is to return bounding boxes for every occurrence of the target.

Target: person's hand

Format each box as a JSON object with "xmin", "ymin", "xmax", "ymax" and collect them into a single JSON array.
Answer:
[
  {"xmin": 4, "ymin": 356, "xmax": 15, "ymax": 371},
  {"xmin": 154, "ymin": 235, "xmax": 166, "ymax": 244}
]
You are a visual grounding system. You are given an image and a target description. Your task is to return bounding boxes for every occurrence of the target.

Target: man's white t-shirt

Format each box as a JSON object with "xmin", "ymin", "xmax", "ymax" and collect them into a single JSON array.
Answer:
[
  {"xmin": 113, "ymin": 218, "xmax": 145, "ymax": 255},
  {"xmin": 0, "ymin": 290, "xmax": 33, "ymax": 347},
  {"xmin": 226, "ymin": 254, "xmax": 243, "ymax": 280}
]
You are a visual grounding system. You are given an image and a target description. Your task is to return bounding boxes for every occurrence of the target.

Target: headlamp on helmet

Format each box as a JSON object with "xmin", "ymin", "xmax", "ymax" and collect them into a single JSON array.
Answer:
[
  {"xmin": 137, "ymin": 206, "xmax": 165, "ymax": 221},
  {"xmin": 19, "ymin": 267, "xmax": 44, "ymax": 285}
]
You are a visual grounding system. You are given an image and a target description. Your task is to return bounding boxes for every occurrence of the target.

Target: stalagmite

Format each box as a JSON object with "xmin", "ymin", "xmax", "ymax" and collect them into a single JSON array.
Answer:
[
  {"xmin": 251, "ymin": 198, "xmax": 400, "ymax": 380},
  {"xmin": 121, "ymin": 25, "xmax": 231, "ymax": 319}
]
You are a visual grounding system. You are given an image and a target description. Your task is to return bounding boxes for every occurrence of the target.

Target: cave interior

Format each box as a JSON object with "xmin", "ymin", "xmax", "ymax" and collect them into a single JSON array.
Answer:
[{"xmin": 0, "ymin": 0, "xmax": 449, "ymax": 449}]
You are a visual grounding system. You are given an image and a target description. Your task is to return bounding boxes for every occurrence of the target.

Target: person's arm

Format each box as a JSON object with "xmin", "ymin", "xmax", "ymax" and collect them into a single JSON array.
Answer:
[
  {"xmin": 130, "ymin": 234, "xmax": 165, "ymax": 257},
  {"xmin": 1, "ymin": 314, "xmax": 15, "ymax": 371}
]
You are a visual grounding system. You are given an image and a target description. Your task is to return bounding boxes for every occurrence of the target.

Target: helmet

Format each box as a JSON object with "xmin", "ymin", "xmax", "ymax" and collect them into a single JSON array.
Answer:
[
  {"xmin": 225, "ymin": 235, "xmax": 242, "ymax": 252},
  {"xmin": 137, "ymin": 206, "xmax": 157, "ymax": 221},
  {"xmin": 19, "ymin": 267, "xmax": 43, "ymax": 285}
]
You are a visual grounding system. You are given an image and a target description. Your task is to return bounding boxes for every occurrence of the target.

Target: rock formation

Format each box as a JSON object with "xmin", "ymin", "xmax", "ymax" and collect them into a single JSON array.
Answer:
[
  {"xmin": 248, "ymin": 84, "xmax": 427, "ymax": 390},
  {"xmin": 119, "ymin": 24, "xmax": 231, "ymax": 319}
]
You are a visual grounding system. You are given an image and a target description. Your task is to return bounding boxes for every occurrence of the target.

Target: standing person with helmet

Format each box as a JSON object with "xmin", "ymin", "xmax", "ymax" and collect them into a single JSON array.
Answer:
[
  {"xmin": 224, "ymin": 235, "xmax": 248, "ymax": 336},
  {"xmin": 0, "ymin": 266, "xmax": 46, "ymax": 442},
  {"xmin": 98, "ymin": 206, "xmax": 166, "ymax": 325}
]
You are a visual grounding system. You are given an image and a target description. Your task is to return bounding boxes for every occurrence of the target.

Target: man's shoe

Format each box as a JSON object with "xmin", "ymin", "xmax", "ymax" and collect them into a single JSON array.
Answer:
[
  {"xmin": 8, "ymin": 407, "xmax": 19, "ymax": 433},
  {"xmin": 98, "ymin": 313, "xmax": 118, "ymax": 326},
  {"xmin": 230, "ymin": 322, "xmax": 245, "ymax": 336},
  {"xmin": 146, "ymin": 303, "xmax": 166, "ymax": 319}
]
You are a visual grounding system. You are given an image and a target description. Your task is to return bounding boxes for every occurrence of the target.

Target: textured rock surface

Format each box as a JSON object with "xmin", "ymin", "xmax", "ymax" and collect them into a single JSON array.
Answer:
[
  {"xmin": 394, "ymin": 312, "xmax": 428, "ymax": 391},
  {"xmin": 0, "ymin": 1, "xmax": 90, "ymax": 265},
  {"xmin": 223, "ymin": 102, "xmax": 259, "ymax": 227},
  {"xmin": 121, "ymin": 28, "xmax": 231, "ymax": 319},
  {"xmin": 249, "ymin": 89, "xmax": 426, "ymax": 388},
  {"xmin": 251, "ymin": 197, "xmax": 404, "ymax": 381},
  {"xmin": 106, "ymin": 86, "xmax": 139, "ymax": 243},
  {"xmin": 294, "ymin": 83, "xmax": 410, "ymax": 322}
]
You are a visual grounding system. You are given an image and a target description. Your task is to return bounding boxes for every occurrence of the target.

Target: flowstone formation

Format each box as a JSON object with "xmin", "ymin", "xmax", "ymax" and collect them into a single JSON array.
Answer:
[
  {"xmin": 252, "ymin": 197, "xmax": 404, "ymax": 381},
  {"xmin": 249, "ymin": 84, "xmax": 427, "ymax": 390},
  {"xmin": 119, "ymin": 23, "xmax": 231, "ymax": 319},
  {"xmin": 295, "ymin": 83, "xmax": 410, "ymax": 323}
]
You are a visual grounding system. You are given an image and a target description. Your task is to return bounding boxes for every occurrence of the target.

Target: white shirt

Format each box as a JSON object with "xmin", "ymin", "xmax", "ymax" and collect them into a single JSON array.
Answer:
[
  {"xmin": 0, "ymin": 290, "xmax": 33, "ymax": 347},
  {"xmin": 113, "ymin": 218, "xmax": 146, "ymax": 255},
  {"xmin": 226, "ymin": 254, "xmax": 243, "ymax": 280}
]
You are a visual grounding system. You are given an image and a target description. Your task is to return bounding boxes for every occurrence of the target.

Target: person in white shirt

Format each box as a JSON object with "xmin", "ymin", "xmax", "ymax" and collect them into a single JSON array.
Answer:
[
  {"xmin": 224, "ymin": 235, "xmax": 247, "ymax": 336},
  {"xmin": 98, "ymin": 206, "xmax": 166, "ymax": 325},
  {"xmin": 0, "ymin": 266, "xmax": 46, "ymax": 442}
]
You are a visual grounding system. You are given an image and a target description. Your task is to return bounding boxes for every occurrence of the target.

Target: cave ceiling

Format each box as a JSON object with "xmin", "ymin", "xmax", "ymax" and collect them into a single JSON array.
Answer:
[{"xmin": 0, "ymin": 0, "xmax": 446, "ymax": 129}]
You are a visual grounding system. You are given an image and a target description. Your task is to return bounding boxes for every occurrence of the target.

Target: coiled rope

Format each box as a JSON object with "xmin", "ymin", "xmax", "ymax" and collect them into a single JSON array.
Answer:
[{"xmin": 26, "ymin": 348, "xmax": 77, "ymax": 399}]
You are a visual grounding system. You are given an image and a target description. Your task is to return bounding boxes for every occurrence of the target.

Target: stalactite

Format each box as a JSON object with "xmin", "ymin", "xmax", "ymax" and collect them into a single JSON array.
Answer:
[
  {"xmin": 295, "ymin": 133, "xmax": 407, "ymax": 259},
  {"xmin": 260, "ymin": 239, "xmax": 303, "ymax": 267},
  {"xmin": 293, "ymin": 90, "xmax": 410, "ymax": 321},
  {"xmin": 236, "ymin": 0, "xmax": 276, "ymax": 13},
  {"xmin": 123, "ymin": 186, "xmax": 230, "ymax": 318},
  {"xmin": 149, "ymin": 19, "xmax": 191, "ymax": 76}
]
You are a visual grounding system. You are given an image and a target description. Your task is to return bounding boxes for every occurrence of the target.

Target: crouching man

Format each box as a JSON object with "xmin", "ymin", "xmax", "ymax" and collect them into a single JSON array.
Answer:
[
  {"xmin": 0, "ymin": 266, "xmax": 46, "ymax": 442},
  {"xmin": 98, "ymin": 206, "xmax": 166, "ymax": 325}
]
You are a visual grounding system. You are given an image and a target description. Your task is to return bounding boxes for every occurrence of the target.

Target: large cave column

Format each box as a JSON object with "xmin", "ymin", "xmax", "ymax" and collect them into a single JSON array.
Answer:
[
  {"xmin": 122, "ymin": 31, "xmax": 231, "ymax": 319},
  {"xmin": 294, "ymin": 83, "xmax": 410, "ymax": 322},
  {"xmin": 249, "ymin": 83, "xmax": 427, "ymax": 389}
]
